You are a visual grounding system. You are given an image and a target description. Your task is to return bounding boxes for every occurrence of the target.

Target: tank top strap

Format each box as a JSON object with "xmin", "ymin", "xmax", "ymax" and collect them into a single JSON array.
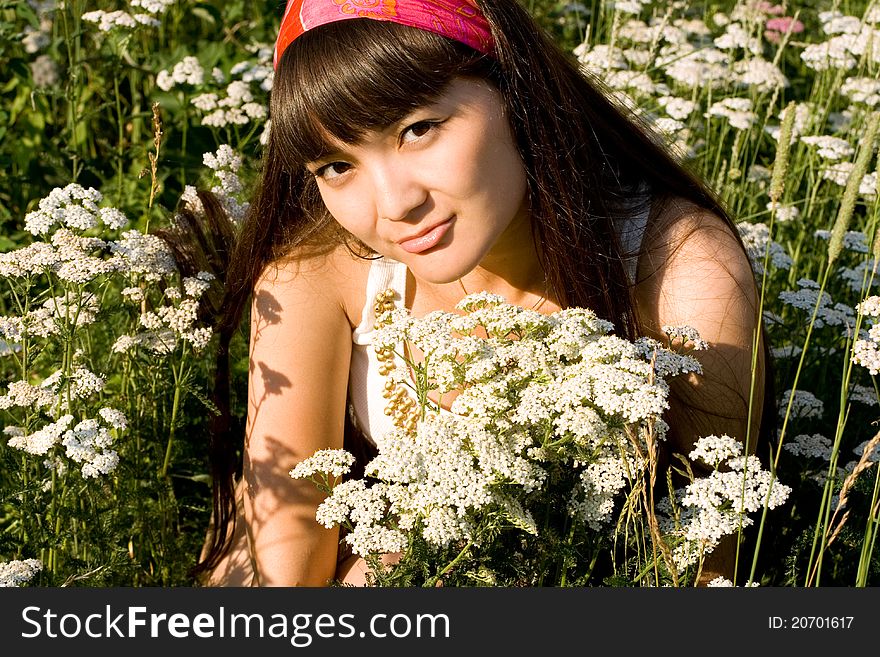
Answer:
[{"xmin": 352, "ymin": 256, "xmax": 408, "ymax": 346}]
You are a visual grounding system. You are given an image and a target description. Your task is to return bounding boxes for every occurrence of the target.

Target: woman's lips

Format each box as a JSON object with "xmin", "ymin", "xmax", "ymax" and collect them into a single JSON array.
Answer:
[{"xmin": 397, "ymin": 217, "xmax": 454, "ymax": 254}]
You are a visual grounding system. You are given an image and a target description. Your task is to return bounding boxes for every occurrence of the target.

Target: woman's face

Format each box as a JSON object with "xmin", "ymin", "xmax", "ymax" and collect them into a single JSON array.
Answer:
[{"xmin": 305, "ymin": 77, "xmax": 530, "ymax": 285}]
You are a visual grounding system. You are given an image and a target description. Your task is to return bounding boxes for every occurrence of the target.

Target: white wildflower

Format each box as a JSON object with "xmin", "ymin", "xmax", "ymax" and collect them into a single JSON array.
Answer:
[
  {"xmin": 801, "ymin": 37, "xmax": 858, "ymax": 71},
  {"xmin": 24, "ymin": 184, "xmax": 103, "ymax": 236},
  {"xmin": 766, "ymin": 201, "xmax": 800, "ymax": 223},
  {"xmin": 0, "ymin": 380, "xmax": 56, "ymax": 411},
  {"xmin": 715, "ymin": 23, "xmax": 762, "ymax": 54},
  {"xmin": 663, "ymin": 53, "xmax": 730, "ymax": 90},
  {"xmin": 61, "ymin": 418, "xmax": 119, "ymax": 478},
  {"xmin": 659, "ymin": 440, "xmax": 790, "ymax": 569},
  {"xmin": 0, "ymin": 559, "xmax": 42, "ymax": 587},
  {"xmin": 849, "ymin": 384, "xmax": 878, "ymax": 406},
  {"xmin": 814, "ymin": 229, "xmax": 868, "ymax": 253},
  {"xmin": 130, "ymin": 0, "xmax": 175, "ymax": 14},
  {"xmin": 290, "ymin": 449, "xmax": 355, "ymax": 480},
  {"xmin": 801, "ymin": 135, "xmax": 855, "ymax": 161},
  {"xmin": 191, "ymin": 93, "xmax": 219, "ymax": 111},
  {"xmin": 183, "ymin": 274, "xmax": 214, "ymax": 298},
  {"xmin": 575, "ymin": 43, "xmax": 628, "ymax": 72},
  {"xmin": 6, "ymin": 415, "xmax": 75, "ymax": 456},
  {"xmin": 737, "ymin": 221, "xmax": 792, "ymax": 274},
  {"xmin": 733, "ymin": 58, "xmax": 789, "ymax": 91},
  {"xmin": 851, "ymin": 439, "xmax": 880, "ymax": 463},
  {"xmin": 29, "ymin": 54, "xmax": 59, "ymax": 88},
  {"xmin": 120, "ymin": 286, "xmax": 145, "ymax": 303},
  {"xmin": 784, "ymin": 433, "xmax": 833, "ymax": 460},
  {"xmin": 657, "ymin": 95, "xmax": 698, "ymax": 121},
  {"xmin": 688, "ymin": 434, "xmax": 744, "ymax": 469},
  {"xmin": 99, "ymin": 407, "xmax": 128, "ymax": 430},
  {"xmin": 109, "ymin": 231, "xmax": 177, "ymax": 282},
  {"xmin": 765, "ymin": 103, "xmax": 815, "ymax": 142},
  {"xmin": 707, "ymin": 97, "xmax": 757, "ymax": 131},
  {"xmin": 820, "ymin": 12, "xmax": 863, "ymax": 35},
  {"xmin": 779, "ymin": 388, "xmax": 824, "ymax": 420},
  {"xmin": 778, "ymin": 279, "xmax": 854, "ymax": 329},
  {"xmin": 841, "ymin": 77, "xmax": 880, "ymax": 107},
  {"xmin": 156, "ymin": 56, "xmax": 204, "ymax": 92},
  {"xmin": 182, "ymin": 326, "xmax": 214, "ymax": 351},
  {"xmin": 180, "ymin": 185, "xmax": 205, "ymax": 217},
  {"xmin": 662, "ymin": 325, "xmax": 709, "ymax": 351},
  {"xmin": 82, "ymin": 10, "xmax": 138, "ymax": 32}
]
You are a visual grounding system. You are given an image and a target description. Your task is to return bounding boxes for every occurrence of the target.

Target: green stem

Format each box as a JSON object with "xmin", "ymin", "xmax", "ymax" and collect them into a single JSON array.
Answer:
[
  {"xmin": 114, "ymin": 72, "xmax": 125, "ymax": 204},
  {"xmin": 750, "ymin": 263, "xmax": 832, "ymax": 583},
  {"xmin": 426, "ymin": 540, "xmax": 473, "ymax": 587},
  {"xmin": 160, "ymin": 361, "xmax": 183, "ymax": 479},
  {"xmin": 557, "ymin": 521, "xmax": 576, "ymax": 586}
]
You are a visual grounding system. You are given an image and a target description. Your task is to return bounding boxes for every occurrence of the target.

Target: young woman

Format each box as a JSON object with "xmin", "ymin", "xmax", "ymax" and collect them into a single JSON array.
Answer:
[{"xmin": 193, "ymin": 0, "xmax": 776, "ymax": 587}]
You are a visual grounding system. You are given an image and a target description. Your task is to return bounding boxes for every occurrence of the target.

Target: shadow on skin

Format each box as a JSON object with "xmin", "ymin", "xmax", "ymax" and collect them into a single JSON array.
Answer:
[
  {"xmin": 204, "ymin": 432, "xmax": 333, "ymax": 587},
  {"xmin": 254, "ymin": 287, "xmax": 283, "ymax": 325},
  {"xmin": 245, "ymin": 288, "xmax": 291, "ymax": 447},
  {"xmin": 246, "ymin": 432, "xmax": 343, "ymax": 586}
]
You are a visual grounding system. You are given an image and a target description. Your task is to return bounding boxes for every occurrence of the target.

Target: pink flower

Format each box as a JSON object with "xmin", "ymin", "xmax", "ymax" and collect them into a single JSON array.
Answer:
[
  {"xmin": 765, "ymin": 16, "xmax": 805, "ymax": 43},
  {"xmin": 766, "ymin": 16, "xmax": 805, "ymax": 33},
  {"xmin": 756, "ymin": 1, "xmax": 785, "ymax": 15}
]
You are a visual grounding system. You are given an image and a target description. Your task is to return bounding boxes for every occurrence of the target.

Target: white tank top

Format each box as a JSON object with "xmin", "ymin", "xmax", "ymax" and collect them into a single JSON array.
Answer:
[{"xmin": 348, "ymin": 206, "xmax": 650, "ymax": 444}]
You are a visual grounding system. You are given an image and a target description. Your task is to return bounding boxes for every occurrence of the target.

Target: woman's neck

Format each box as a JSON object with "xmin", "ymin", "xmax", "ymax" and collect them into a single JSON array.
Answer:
[{"xmin": 407, "ymin": 212, "xmax": 556, "ymax": 314}]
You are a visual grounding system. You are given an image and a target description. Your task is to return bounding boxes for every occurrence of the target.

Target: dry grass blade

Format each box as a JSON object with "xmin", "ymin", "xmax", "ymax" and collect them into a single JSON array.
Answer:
[
  {"xmin": 831, "ymin": 431, "xmax": 880, "ymax": 535},
  {"xmin": 807, "ymin": 431, "xmax": 880, "ymax": 585},
  {"xmin": 148, "ymin": 101, "xmax": 163, "ymax": 209}
]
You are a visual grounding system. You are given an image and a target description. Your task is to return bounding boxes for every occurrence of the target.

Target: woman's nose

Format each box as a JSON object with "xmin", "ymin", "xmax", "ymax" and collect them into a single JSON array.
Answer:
[{"xmin": 372, "ymin": 160, "xmax": 428, "ymax": 222}]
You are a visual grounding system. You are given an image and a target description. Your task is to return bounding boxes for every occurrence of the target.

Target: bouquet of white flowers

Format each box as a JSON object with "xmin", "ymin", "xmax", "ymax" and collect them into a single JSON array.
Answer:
[{"xmin": 291, "ymin": 293, "xmax": 789, "ymax": 586}]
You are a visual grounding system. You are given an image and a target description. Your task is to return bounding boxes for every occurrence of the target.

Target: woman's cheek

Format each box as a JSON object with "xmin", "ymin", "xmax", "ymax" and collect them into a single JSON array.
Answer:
[{"xmin": 323, "ymin": 193, "xmax": 374, "ymax": 241}]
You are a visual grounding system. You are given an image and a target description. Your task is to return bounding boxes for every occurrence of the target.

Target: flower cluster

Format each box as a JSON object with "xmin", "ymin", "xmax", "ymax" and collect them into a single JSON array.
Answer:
[
  {"xmin": 737, "ymin": 221, "xmax": 793, "ymax": 274},
  {"xmin": 853, "ymin": 296, "xmax": 880, "ymax": 375},
  {"xmin": 113, "ymin": 270, "xmax": 216, "ymax": 355},
  {"xmin": 181, "ymin": 145, "xmax": 252, "ymax": 226},
  {"xmin": 0, "ymin": 183, "xmax": 217, "ymax": 485},
  {"xmin": 0, "ymin": 559, "xmax": 43, "ymax": 587},
  {"xmin": 657, "ymin": 435, "xmax": 791, "ymax": 570},
  {"xmin": 778, "ymin": 279, "xmax": 855, "ymax": 330},
  {"xmin": 166, "ymin": 44, "xmax": 273, "ymax": 131},
  {"xmin": 82, "ymin": 10, "xmax": 160, "ymax": 32},
  {"xmin": 292, "ymin": 294, "xmax": 783, "ymax": 586}
]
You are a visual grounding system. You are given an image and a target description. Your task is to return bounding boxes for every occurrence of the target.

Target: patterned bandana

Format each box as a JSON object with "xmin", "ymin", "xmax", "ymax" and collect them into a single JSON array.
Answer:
[{"xmin": 273, "ymin": 0, "xmax": 494, "ymax": 69}]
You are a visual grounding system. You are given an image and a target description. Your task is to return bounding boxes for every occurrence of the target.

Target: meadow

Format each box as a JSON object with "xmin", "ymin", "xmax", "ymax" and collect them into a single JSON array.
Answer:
[{"xmin": 0, "ymin": 0, "xmax": 878, "ymax": 587}]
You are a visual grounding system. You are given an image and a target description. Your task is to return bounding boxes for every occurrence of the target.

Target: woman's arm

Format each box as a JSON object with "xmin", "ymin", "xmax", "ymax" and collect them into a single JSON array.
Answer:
[
  {"xmin": 242, "ymin": 248, "xmax": 355, "ymax": 586},
  {"xmin": 632, "ymin": 198, "xmax": 766, "ymax": 583}
]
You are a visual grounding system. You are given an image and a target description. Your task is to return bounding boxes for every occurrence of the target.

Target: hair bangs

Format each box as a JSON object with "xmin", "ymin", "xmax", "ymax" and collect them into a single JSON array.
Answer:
[{"xmin": 271, "ymin": 19, "xmax": 493, "ymax": 165}]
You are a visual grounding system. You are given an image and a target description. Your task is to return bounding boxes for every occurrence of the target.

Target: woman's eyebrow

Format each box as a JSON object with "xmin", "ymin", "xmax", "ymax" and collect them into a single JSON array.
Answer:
[{"xmin": 307, "ymin": 97, "xmax": 454, "ymax": 163}]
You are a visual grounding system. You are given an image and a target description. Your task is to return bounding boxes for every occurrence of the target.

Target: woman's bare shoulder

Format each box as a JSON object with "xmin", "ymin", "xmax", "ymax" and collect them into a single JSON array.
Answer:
[
  {"xmin": 634, "ymin": 195, "xmax": 758, "ymax": 339},
  {"xmin": 640, "ymin": 196, "xmax": 746, "ymax": 266},
  {"xmin": 253, "ymin": 241, "xmax": 373, "ymax": 330}
]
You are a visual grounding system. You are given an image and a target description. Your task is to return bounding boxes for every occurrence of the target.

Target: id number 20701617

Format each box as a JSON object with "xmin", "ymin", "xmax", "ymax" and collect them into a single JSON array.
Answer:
[{"xmin": 768, "ymin": 616, "xmax": 854, "ymax": 630}]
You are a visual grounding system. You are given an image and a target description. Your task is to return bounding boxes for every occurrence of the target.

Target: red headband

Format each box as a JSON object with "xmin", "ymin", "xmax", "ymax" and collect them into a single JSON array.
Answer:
[{"xmin": 273, "ymin": 0, "xmax": 495, "ymax": 69}]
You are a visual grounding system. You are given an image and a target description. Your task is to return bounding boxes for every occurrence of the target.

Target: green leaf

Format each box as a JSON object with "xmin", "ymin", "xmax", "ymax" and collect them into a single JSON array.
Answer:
[{"xmin": 187, "ymin": 384, "xmax": 221, "ymax": 416}]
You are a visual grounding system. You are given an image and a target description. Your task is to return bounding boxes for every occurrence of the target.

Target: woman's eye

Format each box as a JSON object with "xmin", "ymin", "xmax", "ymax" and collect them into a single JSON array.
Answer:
[
  {"xmin": 314, "ymin": 162, "xmax": 352, "ymax": 181},
  {"xmin": 401, "ymin": 120, "xmax": 440, "ymax": 144}
]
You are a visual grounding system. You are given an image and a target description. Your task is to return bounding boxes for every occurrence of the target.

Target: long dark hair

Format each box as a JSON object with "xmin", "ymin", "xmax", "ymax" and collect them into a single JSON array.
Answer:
[{"xmin": 192, "ymin": 0, "xmax": 776, "ymax": 579}]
